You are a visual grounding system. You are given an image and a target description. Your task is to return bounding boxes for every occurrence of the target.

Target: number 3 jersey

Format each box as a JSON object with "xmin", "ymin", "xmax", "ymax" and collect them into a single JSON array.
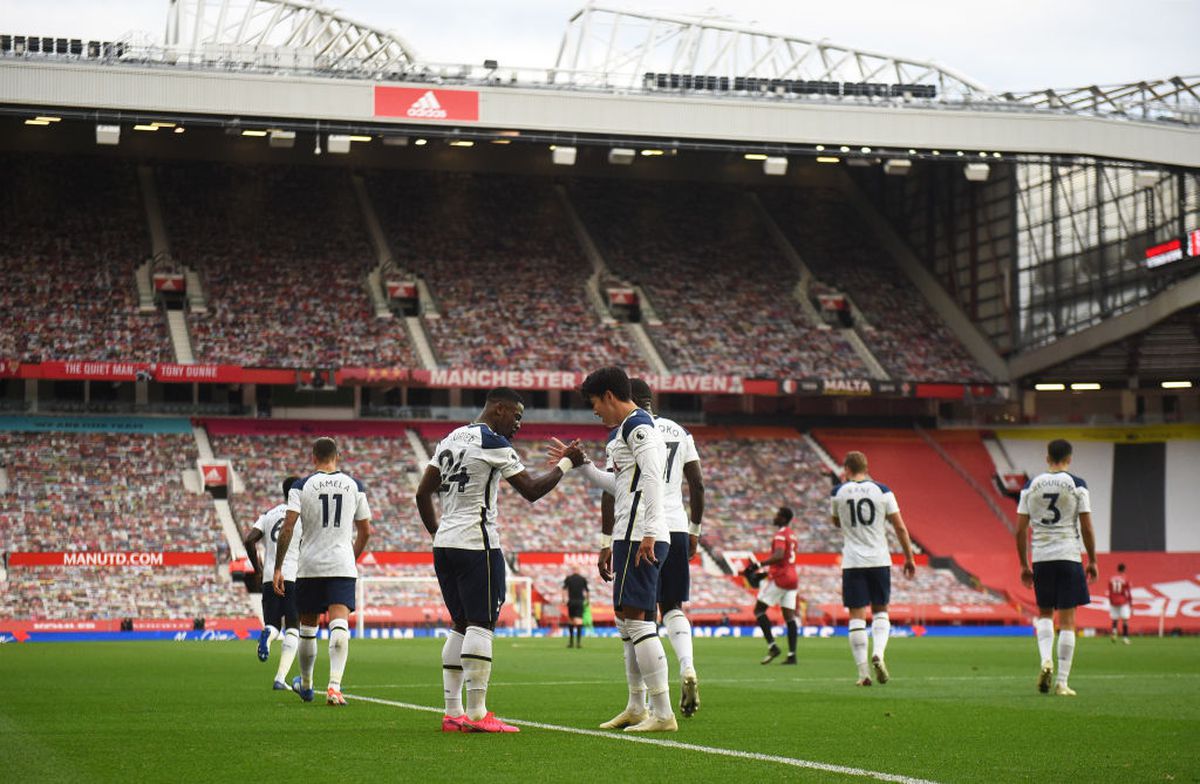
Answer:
[
  {"xmin": 252, "ymin": 503, "xmax": 303, "ymax": 582},
  {"xmin": 831, "ymin": 479, "xmax": 899, "ymax": 569},
  {"xmin": 429, "ymin": 423, "xmax": 525, "ymax": 551},
  {"xmin": 1017, "ymin": 471, "xmax": 1090, "ymax": 563},
  {"xmin": 287, "ymin": 471, "xmax": 371, "ymax": 578}
]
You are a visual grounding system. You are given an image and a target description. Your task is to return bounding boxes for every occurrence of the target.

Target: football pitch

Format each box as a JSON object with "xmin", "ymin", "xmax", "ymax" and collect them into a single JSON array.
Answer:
[{"xmin": 1, "ymin": 635, "xmax": 1197, "ymax": 783}]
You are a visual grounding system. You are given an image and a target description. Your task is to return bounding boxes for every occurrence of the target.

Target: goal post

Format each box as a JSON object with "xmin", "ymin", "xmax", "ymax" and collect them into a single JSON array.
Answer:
[{"xmin": 356, "ymin": 574, "xmax": 534, "ymax": 638}]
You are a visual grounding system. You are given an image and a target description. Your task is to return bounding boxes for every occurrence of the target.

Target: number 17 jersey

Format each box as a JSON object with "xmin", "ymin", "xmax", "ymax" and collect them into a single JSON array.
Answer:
[{"xmin": 831, "ymin": 479, "xmax": 898, "ymax": 569}]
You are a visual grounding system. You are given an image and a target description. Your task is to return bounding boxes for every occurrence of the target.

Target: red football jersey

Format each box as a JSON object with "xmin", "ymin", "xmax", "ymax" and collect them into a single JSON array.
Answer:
[
  {"xmin": 767, "ymin": 527, "xmax": 799, "ymax": 590},
  {"xmin": 1108, "ymin": 574, "xmax": 1132, "ymax": 606}
]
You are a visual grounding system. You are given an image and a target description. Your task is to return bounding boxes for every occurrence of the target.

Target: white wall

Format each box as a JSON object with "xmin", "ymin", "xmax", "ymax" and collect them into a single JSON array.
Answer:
[{"xmin": 1166, "ymin": 441, "xmax": 1200, "ymax": 552}]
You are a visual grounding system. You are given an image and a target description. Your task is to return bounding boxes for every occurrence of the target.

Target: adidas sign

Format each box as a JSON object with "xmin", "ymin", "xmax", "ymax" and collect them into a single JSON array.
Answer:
[{"xmin": 407, "ymin": 90, "xmax": 447, "ymax": 119}]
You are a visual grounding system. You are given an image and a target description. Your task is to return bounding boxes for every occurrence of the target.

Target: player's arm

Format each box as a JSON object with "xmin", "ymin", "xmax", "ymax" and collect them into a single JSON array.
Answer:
[
  {"xmin": 415, "ymin": 465, "xmax": 442, "ymax": 537},
  {"xmin": 1080, "ymin": 512, "xmax": 1098, "ymax": 583},
  {"xmin": 243, "ymin": 527, "xmax": 264, "ymax": 575},
  {"xmin": 683, "ymin": 460, "xmax": 704, "ymax": 559},
  {"xmin": 506, "ymin": 463, "xmax": 571, "ymax": 503},
  {"xmin": 758, "ymin": 540, "xmax": 788, "ymax": 567},
  {"xmin": 598, "ymin": 490, "xmax": 615, "ymax": 582},
  {"xmin": 887, "ymin": 511, "xmax": 917, "ymax": 578},
  {"xmin": 1015, "ymin": 513, "xmax": 1033, "ymax": 588},
  {"xmin": 353, "ymin": 517, "xmax": 371, "ymax": 560},
  {"xmin": 272, "ymin": 510, "xmax": 299, "ymax": 596},
  {"xmin": 630, "ymin": 429, "xmax": 666, "ymax": 567}
]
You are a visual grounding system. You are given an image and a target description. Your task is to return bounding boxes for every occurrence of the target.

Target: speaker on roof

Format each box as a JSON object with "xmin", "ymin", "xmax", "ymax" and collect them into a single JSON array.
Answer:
[
  {"xmin": 552, "ymin": 146, "xmax": 577, "ymax": 166},
  {"xmin": 95, "ymin": 124, "xmax": 120, "ymax": 145},
  {"xmin": 608, "ymin": 147, "xmax": 635, "ymax": 165},
  {"xmin": 763, "ymin": 157, "xmax": 787, "ymax": 176}
]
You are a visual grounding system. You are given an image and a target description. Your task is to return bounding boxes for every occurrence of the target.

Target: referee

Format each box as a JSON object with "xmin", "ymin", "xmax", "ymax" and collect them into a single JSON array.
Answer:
[{"xmin": 562, "ymin": 569, "xmax": 589, "ymax": 648}]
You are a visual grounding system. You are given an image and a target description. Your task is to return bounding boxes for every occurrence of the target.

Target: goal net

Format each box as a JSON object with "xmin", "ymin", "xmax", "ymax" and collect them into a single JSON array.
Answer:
[{"xmin": 356, "ymin": 574, "xmax": 534, "ymax": 638}]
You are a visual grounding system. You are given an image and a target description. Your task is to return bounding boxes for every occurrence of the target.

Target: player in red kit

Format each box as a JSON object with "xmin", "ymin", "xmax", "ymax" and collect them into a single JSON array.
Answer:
[
  {"xmin": 747, "ymin": 507, "xmax": 800, "ymax": 665},
  {"xmin": 1108, "ymin": 563, "xmax": 1132, "ymax": 644}
]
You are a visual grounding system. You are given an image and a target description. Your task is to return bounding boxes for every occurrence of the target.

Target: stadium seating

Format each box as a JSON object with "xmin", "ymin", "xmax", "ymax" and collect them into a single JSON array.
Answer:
[
  {"xmin": 760, "ymin": 188, "xmax": 989, "ymax": 382},
  {"xmin": 569, "ymin": 179, "xmax": 867, "ymax": 378},
  {"xmin": 0, "ymin": 431, "xmax": 224, "ymax": 554},
  {"xmin": 0, "ymin": 154, "xmax": 169, "ymax": 363},
  {"xmin": 157, "ymin": 163, "xmax": 416, "ymax": 368},
  {"xmin": 369, "ymin": 171, "xmax": 648, "ymax": 373}
]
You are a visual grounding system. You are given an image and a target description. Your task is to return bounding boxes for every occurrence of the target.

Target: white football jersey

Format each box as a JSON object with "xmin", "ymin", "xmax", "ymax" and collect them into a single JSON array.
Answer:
[
  {"xmin": 831, "ymin": 479, "xmax": 899, "ymax": 569},
  {"xmin": 429, "ymin": 423, "xmax": 525, "ymax": 551},
  {"xmin": 253, "ymin": 503, "xmax": 302, "ymax": 582},
  {"xmin": 287, "ymin": 471, "xmax": 371, "ymax": 578},
  {"xmin": 603, "ymin": 408, "xmax": 669, "ymax": 543},
  {"xmin": 1018, "ymin": 471, "xmax": 1090, "ymax": 563},
  {"xmin": 652, "ymin": 415, "xmax": 700, "ymax": 534}
]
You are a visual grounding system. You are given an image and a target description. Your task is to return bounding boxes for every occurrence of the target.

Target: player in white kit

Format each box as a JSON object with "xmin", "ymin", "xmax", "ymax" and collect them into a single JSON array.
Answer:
[
  {"xmin": 415, "ymin": 387, "xmax": 583, "ymax": 734},
  {"xmin": 831, "ymin": 451, "xmax": 916, "ymax": 686},
  {"xmin": 1016, "ymin": 438, "xmax": 1098, "ymax": 696},
  {"xmin": 600, "ymin": 378, "xmax": 704, "ymax": 717},
  {"xmin": 243, "ymin": 475, "xmax": 302, "ymax": 689},
  {"xmin": 272, "ymin": 437, "xmax": 371, "ymax": 706}
]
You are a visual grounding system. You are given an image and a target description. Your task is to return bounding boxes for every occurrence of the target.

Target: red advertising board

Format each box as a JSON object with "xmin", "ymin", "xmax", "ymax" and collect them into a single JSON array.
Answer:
[
  {"xmin": 374, "ymin": 86, "xmax": 480, "ymax": 122},
  {"xmin": 199, "ymin": 463, "xmax": 228, "ymax": 488},
  {"xmin": 7, "ymin": 552, "xmax": 217, "ymax": 567},
  {"xmin": 153, "ymin": 274, "xmax": 186, "ymax": 292}
]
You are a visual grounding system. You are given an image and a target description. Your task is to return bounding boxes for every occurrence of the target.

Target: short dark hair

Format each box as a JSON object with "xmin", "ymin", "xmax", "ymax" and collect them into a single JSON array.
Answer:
[
  {"xmin": 486, "ymin": 387, "xmax": 524, "ymax": 406},
  {"xmin": 580, "ymin": 366, "xmax": 631, "ymax": 403},
  {"xmin": 1047, "ymin": 439, "xmax": 1073, "ymax": 463},
  {"xmin": 629, "ymin": 378, "xmax": 653, "ymax": 408},
  {"xmin": 313, "ymin": 437, "xmax": 338, "ymax": 462},
  {"xmin": 778, "ymin": 506, "xmax": 794, "ymax": 522},
  {"xmin": 1117, "ymin": 563, "xmax": 1126, "ymax": 573},
  {"xmin": 282, "ymin": 475, "xmax": 299, "ymax": 500},
  {"xmin": 844, "ymin": 451, "xmax": 868, "ymax": 475}
]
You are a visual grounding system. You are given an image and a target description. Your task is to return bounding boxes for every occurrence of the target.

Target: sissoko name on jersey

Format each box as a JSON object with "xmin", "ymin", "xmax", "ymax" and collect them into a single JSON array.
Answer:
[
  {"xmin": 428, "ymin": 423, "xmax": 525, "ymax": 551},
  {"xmin": 831, "ymin": 479, "xmax": 899, "ymax": 569}
]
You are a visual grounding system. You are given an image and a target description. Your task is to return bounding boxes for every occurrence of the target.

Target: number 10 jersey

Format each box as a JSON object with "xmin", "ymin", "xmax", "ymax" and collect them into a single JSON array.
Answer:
[{"xmin": 831, "ymin": 479, "xmax": 899, "ymax": 569}]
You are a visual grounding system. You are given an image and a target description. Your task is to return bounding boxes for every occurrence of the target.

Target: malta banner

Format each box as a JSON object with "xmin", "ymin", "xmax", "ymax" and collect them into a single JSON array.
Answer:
[
  {"xmin": 374, "ymin": 86, "xmax": 479, "ymax": 122},
  {"xmin": 7, "ymin": 552, "xmax": 217, "ymax": 567}
]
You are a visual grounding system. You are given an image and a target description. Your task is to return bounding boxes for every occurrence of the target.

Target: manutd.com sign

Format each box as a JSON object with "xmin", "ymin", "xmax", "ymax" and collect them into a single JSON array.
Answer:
[
  {"xmin": 8, "ymin": 552, "xmax": 216, "ymax": 567},
  {"xmin": 374, "ymin": 87, "xmax": 480, "ymax": 122}
]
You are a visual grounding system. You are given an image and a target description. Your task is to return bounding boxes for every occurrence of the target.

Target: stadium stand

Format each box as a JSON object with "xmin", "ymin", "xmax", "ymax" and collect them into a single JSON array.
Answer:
[
  {"xmin": 157, "ymin": 163, "xmax": 416, "ymax": 368},
  {"xmin": 0, "ymin": 154, "xmax": 169, "ymax": 363},
  {"xmin": 570, "ymin": 179, "xmax": 867, "ymax": 378},
  {"xmin": 369, "ymin": 171, "xmax": 648, "ymax": 373},
  {"xmin": 760, "ymin": 187, "xmax": 989, "ymax": 382}
]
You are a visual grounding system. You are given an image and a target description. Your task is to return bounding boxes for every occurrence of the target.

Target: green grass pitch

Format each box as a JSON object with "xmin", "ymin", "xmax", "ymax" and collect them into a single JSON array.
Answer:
[{"xmin": 1, "ymin": 635, "xmax": 1197, "ymax": 783}]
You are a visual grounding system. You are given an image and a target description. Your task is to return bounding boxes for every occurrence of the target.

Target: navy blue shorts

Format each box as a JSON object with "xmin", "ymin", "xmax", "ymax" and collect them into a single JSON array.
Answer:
[
  {"xmin": 613, "ymin": 540, "xmax": 670, "ymax": 614},
  {"xmin": 296, "ymin": 576, "xmax": 356, "ymax": 615},
  {"xmin": 262, "ymin": 580, "xmax": 298, "ymax": 628},
  {"xmin": 657, "ymin": 531, "xmax": 692, "ymax": 606},
  {"xmin": 842, "ymin": 566, "xmax": 891, "ymax": 609},
  {"xmin": 434, "ymin": 547, "xmax": 507, "ymax": 625},
  {"xmin": 1033, "ymin": 560, "xmax": 1091, "ymax": 610}
]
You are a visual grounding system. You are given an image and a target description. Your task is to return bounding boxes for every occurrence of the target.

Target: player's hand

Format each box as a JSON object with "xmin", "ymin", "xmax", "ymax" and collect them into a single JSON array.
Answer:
[
  {"xmin": 1085, "ymin": 562, "xmax": 1099, "ymax": 583},
  {"xmin": 903, "ymin": 557, "xmax": 916, "ymax": 579},
  {"xmin": 597, "ymin": 547, "xmax": 614, "ymax": 582},
  {"xmin": 1020, "ymin": 567, "xmax": 1034, "ymax": 588},
  {"xmin": 635, "ymin": 536, "xmax": 658, "ymax": 567},
  {"xmin": 687, "ymin": 535, "xmax": 699, "ymax": 560},
  {"xmin": 272, "ymin": 569, "xmax": 286, "ymax": 597},
  {"xmin": 548, "ymin": 437, "xmax": 587, "ymax": 467}
]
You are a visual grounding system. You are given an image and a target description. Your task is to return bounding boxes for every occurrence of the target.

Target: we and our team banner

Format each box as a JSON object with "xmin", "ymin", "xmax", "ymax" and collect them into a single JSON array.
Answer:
[{"xmin": 7, "ymin": 552, "xmax": 216, "ymax": 567}]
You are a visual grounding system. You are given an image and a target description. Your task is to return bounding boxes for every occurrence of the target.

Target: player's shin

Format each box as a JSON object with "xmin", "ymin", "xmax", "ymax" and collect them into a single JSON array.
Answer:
[
  {"xmin": 327, "ymin": 619, "xmax": 350, "ymax": 692},
  {"xmin": 663, "ymin": 609, "xmax": 694, "ymax": 674},
  {"xmin": 848, "ymin": 619, "xmax": 870, "ymax": 678},
  {"xmin": 871, "ymin": 612, "xmax": 890, "ymax": 659},
  {"xmin": 461, "ymin": 627, "xmax": 494, "ymax": 722},
  {"xmin": 1056, "ymin": 630, "xmax": 1076, "ymax": 686},
  {"xmin": 628, "ymin": 620, "xmax": 673, "ymax": 719},
  {"xmin": 442, "ymin": 630, "xmax": 466, "ymax": 717},
  {"xmin": 275, "ymin": 628, "xmax": 299, "ymax": 682},
  {"xmin": 619, "ymin": 618, "xmax": 647, "ymax": 711},
  {"xmin": 755, "ymin": 612, "xmax": 775, "ymax": 644},
  {"xmin": 786, "ymin": 619, "xmax": 798, "ymax": 655},
  {"xmin": 1034, "ymin": 618, "xmax": 1055, "ymax": 664},
  {"xmin": 298, "ymin": 625, "xmax": 319, "ymax": 689}
]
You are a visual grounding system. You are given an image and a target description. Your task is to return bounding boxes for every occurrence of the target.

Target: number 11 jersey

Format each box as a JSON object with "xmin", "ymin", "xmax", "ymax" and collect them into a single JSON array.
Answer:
[
  {"xmin": 287, "ymin": 471, "xmax": 370, "ymax": 578},
  {"xmin": 1018, "ymin": 472, "xmax": 1090, "ymax": 563},
  {"xmin": 428, "ymin": 423, "xmax": 525, "ymax": 551}
]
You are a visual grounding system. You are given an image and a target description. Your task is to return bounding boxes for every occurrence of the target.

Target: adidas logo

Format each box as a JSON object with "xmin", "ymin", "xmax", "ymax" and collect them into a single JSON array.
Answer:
[
  {"xmin": 407, "ymin": 90, "xmax": 447, "ymax": 119},
  {"xmin": 203, "ymin": 467, "xmax": 224, "ymax": 483}
]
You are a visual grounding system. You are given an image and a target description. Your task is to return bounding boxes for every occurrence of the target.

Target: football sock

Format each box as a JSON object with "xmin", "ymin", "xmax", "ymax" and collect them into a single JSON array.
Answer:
[
  {"xmin": 1035, "ymin": 618, "xmax": 1054, "ymax": 663},
  {"xmin": 275, "ymin": 628, "xmax": 299, "ymax": 682},
  {"xmin": 1122, "ymin": 622, "xmax": 1130, "ymax": 638},
  {"xmin": 1111, "ymin": 621, "xmax": 1118, "ymax": 636},
  {"xmin": 298, "ymin": 624, "xmax": 319, "ymax": 689},
  {"xmin": 441, "ymin": 630, "xmax": 465, "ymax": 716},
  {"xmin": 871, "ymin": 612, "xmax": 890, "ymax": 659},
  {"xmin": 786, "ymin": 619, "xmax": 798, "ymax": 655},
  {"xmin": 848, "ymin": 619, "xmax": 869, "ymax": 678},
  {"xmin": 461, "ymin": 626, "xmax": 494, "ymax": 722},
  {"xmin": 756, "ymin": 613, "xmax": 775, "ymax": 645},
  {"xmin": 1056, "ymin": 630, "xmax": 1076, "ymax": 685},
  {"xmin": 327, "ymin": 619, "xmax": 349, "ymax": 691},
  {"xmin": 663, "ymin": 609, "xmax": 695, "ymax": 673},
  {"xmin": 628, "ymin": 620, "xmax": 673, "ymax": 719},
  {"xmin": 576, "ymin": 624, "xmax": 584, "ymax": 644},
  {"xmin": 619, "ymin": 618, "xmax": 646, "ymax": 712},
  {"xmin": 264, "ymin": 624, "xmax": 280, "ymax": 648}
]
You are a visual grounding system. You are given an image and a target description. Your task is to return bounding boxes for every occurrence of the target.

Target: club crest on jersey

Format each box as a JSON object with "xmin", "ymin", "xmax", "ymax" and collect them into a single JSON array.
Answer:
[{"xmin": 635, "ymin": 431, "xmax": 645, "ymax": 441}]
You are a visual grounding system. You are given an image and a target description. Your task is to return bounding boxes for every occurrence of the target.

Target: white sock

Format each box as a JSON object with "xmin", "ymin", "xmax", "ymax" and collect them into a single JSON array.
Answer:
[
  {"xmin": 848, "ymin": 619, "xmax": 869, "ymax": 679},
  {"xmin": 264, "ymin": 624, "xmax": 280, "ymax": 648},
  {"xmin": 1056, "ymin": 630, "xmax": 1076, "ymax": 686},
  {"xmin": 274, "ymin": 628, "xmax": 299, "ymax": 683},
  {"xmin": 871, "ymin": 613, "xmax": 890, "ymax": 660},
  {"xmin": 619, "ymin": 618, "xmax": 646, "ymax": 713},
  {"xmin": 298, "ymin": 624, "xmax": 319, "ymax": 689},
  {"xmin": 441, "ymin": 630, "xmax": 465, "ymax": 716},
  {"xmin": 628, "ymin": 620, "xmax": 673, "ymax": 720},
  {"xmin": 663, "ymin": 609, "xmax": 695, "ymax": 675},
  {"xmin": 327, "ymin": 619, "xmax": 350, "ymax": 692},
  {"xmin": 1035, "ymin": 618, "xmax": 1054, "ymax": 664},
  {"xmin": 461, "ymin": 626, "xmax": 494, "ymax": 721}
]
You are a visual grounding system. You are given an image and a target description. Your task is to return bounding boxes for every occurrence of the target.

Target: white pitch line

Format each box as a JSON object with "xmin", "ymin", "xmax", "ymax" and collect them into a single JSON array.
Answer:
[{"xmin": 345, "ymin": 692, "xmax": 941, "ymax": 784}]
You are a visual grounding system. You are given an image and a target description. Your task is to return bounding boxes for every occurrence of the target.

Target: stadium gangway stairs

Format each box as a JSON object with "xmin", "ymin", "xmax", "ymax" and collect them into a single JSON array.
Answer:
[
  {"xmin": 916, "ymin": 426, "xmax": 1015, "ymax": 534},
  {"xmin": 166, "ymin": 310, "xmax": 195, "ymax": 364}
]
